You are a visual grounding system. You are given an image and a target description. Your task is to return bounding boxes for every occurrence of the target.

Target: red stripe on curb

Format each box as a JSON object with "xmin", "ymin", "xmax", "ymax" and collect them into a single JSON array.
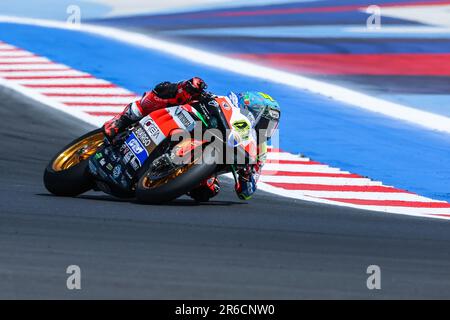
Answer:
[
  {"xmin": 5, "ymin": 75, "xmax": 93, "ymax": 80},
  {"xmin": 63, "ymin": 102, "xmax": 125, "ymax": 107},
  {"xmin": 233, "ymin": 53, "xmax": 450, "ymax": 76},
  {"xmin": 23, "ymin": 84, "xmax": 117, "ymax": 88},
  {"xmin": 265, "ymin": 159, "xmax": 321, "ymax": 165},
  {"xmin": 44, "ymin": 93, "xmax": 137, "ymax": 98},
  {"xmin": 0, "ymin": 61, "xmax": 53, "ymax": 65},
  {"xmin": 205, "ymin": 0, "xmax": 450, "ymax": 17},
  {"xmin": 85, "ymin": 111, "xmax": 117, "ymax": 116},
  {"xmin": 0, "ymin": 48, "xmax": 20, "ymax": 52},
  {"xmin": 262, "ymin": 170, "xmax": 363, "ymax": 178},
  {"xmin": 266, "ymin": 148, "xmax": 283, "ymax": 153},
  {"xmin": 0, "ymin": 68, "xmax": 71, "ymax": 72},
  {"xmin": 325, "ymin": 198, "xmax": 450, "ymax": 208},
  {"xmin": 266, "ymin": 182, "xmax": 408, "ymax": 193},
  {"xmin": 0, "ymin": 55, "xmax": 35, "ymax": 59}
]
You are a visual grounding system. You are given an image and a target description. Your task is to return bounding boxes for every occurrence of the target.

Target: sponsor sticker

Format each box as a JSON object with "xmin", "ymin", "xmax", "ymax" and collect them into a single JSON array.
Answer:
[
  {"xmin": 130, "ymin": 158, "xmax": 140, "ymax": 170},
  {"xmin": 112, "ymin": 165, "xmax": 122, "ymax": 179},
  {"xmin": 233, "ymin": 120, "xmax": 250, "ymax": 132},
  {"xmin": 169, "ymin": 107, "xmax": 195, "ymax": 131},
  {"xmin": 222, "ymin": 102, "xmax": 231, "ymax": 110},
  {"xmin": 208, "ymin": 100, "xmax": 219, "ymax": 108},
  {"xmin": 141, "ymin": 116, "xmax": 165, "ymax": 145},
  {"xmin": 135, "ymin": 127, "xmax": 152, "ymax": 147},
  {"xmin": 125, "ymin": 132, "xmax": 149, "ymax": 165},
  {"xmin": 123, "ymin": 150, "xmax": 134, "ymax": 164}
]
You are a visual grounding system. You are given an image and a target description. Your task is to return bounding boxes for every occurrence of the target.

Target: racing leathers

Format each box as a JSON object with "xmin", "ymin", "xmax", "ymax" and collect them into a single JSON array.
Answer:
[{"xmin": 103, "ymin": 77, "xmax": 207, "ymax": 140}]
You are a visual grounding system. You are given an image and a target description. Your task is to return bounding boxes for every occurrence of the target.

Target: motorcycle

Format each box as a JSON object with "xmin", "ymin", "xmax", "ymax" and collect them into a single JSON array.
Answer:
[{"xmin": 43, "ymin": 93, "xmax": 259, "ymax": 204}]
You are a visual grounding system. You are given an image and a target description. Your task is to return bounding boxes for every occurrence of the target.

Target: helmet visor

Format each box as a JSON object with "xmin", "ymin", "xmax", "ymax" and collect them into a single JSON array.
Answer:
[{"xmin": 255, "ymin": 108, "xmax": 280, "ymax": 138}]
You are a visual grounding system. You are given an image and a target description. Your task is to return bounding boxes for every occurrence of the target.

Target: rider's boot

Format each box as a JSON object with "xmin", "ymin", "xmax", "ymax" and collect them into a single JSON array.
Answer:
[{"xmin": 188, "ymin": 176, "xmax": 220, "ymax": 202}]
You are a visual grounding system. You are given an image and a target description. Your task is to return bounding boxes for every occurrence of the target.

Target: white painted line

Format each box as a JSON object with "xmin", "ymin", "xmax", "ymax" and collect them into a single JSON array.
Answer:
[
  {"xmin": 0, "ymin": 70, "xmax": 89, "ymax": 77},
  {"xmin": 266, "ymin": 152, "xmax": 310, "ymax": 161},
  {"xmin": 52, "ymin": 96, "xmax": 132, "ymax": 104},
  {"xmin": 0, "ymin": 63, "xmax": 70, "ymax": 70},
  {"xmin": 9, "ymin": 78, "xmax": 110, "ymax": 85},
  {"xmin": 285, "ymin": 190, "xmax": 434, "ymax": 202},
  {"xmin": 31, "ymin": 87, "xmax": 135, "ymax": 95},
  {"xmin": 67, "ymin": 106, "xmax": 125, "ymax": 112},
  {"xmin": 0, "ymin": 51, "xmax": 34, "ymax": 56},
  {"xmin": 263, "ymin": 163, "xmax": 345, "ymax": 173},
  {"xmin": 0, "ymin": 43, "xmax": 16, "ymax": 49},
  {"xmin": 0, "ymin": 56, "xmax": 48, "ymax": 62},
  {"xmin": 378, "ymin": 4, "xmax": 450, "ymax": 28}
]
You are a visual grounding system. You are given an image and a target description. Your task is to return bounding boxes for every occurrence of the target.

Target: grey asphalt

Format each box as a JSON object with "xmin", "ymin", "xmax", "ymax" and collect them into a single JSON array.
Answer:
[{"xmin": 1, "ymin": 86, "xmax": 450, "ymax": 299}]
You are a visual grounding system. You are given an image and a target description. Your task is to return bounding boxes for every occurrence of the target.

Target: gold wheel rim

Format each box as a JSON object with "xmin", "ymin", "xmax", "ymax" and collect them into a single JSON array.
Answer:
[
  {"xmin": 52, "ymin": 132, "xmax": 104, "ymax": 172},
  {"xmin": 141, "ymin": 158, "xmax": 200, "ymax": 190}
]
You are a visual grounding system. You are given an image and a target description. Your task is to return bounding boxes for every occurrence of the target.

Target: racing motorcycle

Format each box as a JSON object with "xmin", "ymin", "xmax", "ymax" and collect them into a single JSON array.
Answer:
[{"xmin": 43, "ymin": 93, "xmax": 259, "ymax": 204}]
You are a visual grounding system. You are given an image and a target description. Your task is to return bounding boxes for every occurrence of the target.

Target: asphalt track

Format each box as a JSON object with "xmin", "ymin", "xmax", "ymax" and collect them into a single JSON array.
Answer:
[{"xmin": 1, "ymin": 88, "xmax": 450, "ymax": 299}]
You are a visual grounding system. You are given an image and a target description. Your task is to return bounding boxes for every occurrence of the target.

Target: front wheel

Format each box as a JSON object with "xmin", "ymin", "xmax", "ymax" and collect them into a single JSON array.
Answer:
[
  {"xmin": 136, "ymin": 147, "xmax": 217, "ymax": 204},
  {"xmin": 44, "ymin": 129, "xmax": 104, "ymax": 196}
]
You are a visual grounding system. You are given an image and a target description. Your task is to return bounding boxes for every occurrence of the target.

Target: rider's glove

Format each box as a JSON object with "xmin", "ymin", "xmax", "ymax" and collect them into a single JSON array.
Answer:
[
  {"xmin": 235, "ymin": 166, "xmax": 257, "ymax": 200},
  {"xmin": 180, "ymin": 77, "xmax": 207, "ymax": 99}
]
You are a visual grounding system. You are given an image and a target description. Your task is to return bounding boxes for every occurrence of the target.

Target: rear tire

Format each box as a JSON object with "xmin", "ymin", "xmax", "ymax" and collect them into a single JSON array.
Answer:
[{"xmin": 43, "ymin": 129, "xmax": 102, "ymax": 197}]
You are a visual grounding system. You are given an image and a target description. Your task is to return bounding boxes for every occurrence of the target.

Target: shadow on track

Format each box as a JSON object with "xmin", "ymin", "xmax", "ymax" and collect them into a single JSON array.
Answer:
[{"xmin": 36, "ymin": 193, "xmax": 244, "ymax": 207}]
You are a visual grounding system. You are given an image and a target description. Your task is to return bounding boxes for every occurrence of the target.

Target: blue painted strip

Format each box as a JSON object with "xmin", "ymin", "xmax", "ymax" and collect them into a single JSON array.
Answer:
[
  {"xmin": 95, "ymin": 11, "xmax": 419, "ymax": 28},
  {"xmin": 168, "ymin": 38, "xmax": 450, "ymax": 54},
  {"xmin": 378, "ymin": 94, "xmax": 450, "ymax": 118},
  {"xmin": 163, "ymin": 25, "xmax": 450, "ymax": 39},
  {"xmin": 93, "ymin": 0, "xmax": 430, "ymax": 21},
  {"xmin": 0, "ymin": 23, "xmax": 449, "ymax": 202}
]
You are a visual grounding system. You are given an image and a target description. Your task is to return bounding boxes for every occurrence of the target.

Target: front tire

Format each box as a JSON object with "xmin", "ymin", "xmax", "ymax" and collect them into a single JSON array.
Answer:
[
  {"xmin": 44, "ymin": 129, "xmax": 104, "ymax": 197},
  {"xmin": 136, "ymin": 150, "xmax": 217, "ymax": 204}
]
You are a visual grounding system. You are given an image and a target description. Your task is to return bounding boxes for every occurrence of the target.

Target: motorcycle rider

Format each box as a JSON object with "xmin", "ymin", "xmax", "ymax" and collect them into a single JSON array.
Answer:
[
  {"xmin": 188, "ymin": 91, "xmax": 280, "ymax": 201},
  {"xmin": 102, "ymin": 77, "xmax": 280, "ymax": 201}
]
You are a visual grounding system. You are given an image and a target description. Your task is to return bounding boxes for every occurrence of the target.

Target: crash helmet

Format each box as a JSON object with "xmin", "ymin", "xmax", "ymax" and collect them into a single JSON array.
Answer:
[{"xmin": 232, "ymin": 91, "xmax": 281, "ymax": 138}]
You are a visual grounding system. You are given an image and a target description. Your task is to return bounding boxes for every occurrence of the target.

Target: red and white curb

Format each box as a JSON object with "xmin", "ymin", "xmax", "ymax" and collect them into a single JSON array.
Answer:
[
  {"xmin": 0, "ymin": 41, "xmax": 139, "ymax": 127},
  {"xmin": 1, "ymin": 40, "xmax": 449, "ymax": 220}
]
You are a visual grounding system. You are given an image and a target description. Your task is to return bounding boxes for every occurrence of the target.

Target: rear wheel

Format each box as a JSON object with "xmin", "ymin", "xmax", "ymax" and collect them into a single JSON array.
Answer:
[
  {"xmin": 44, "ymin": 129, "xmax": 104, "ymax": 196},
  {"xmin": 136, "ymin": 145, "xmax": 217, "ymax": 204}
]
